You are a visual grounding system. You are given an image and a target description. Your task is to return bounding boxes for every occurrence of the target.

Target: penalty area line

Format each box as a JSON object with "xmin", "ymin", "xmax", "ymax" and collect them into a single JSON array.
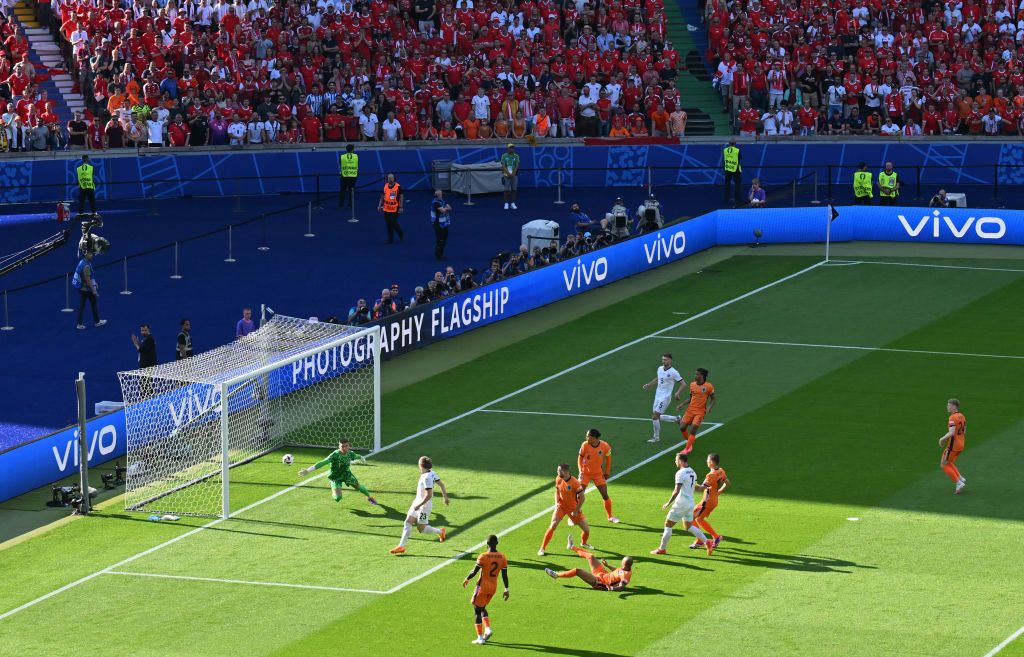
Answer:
[
  {"xmin": 481, "ymin": 409, "xmax": 668, "ymax": 423},
  {"xmin": 653, "ymin": 336, "xmax": 1024, "ymax": 361},
  {"xmin": 384, "ymin": 423, "xmax": 724, "ymax": 595},
  {"xmin": 984, "ymin": 624, "xmax": 1024, "ymax": 657},
  {"xmin": 102, "ymin": 571, "xmax": 386, "ymax": 595}
]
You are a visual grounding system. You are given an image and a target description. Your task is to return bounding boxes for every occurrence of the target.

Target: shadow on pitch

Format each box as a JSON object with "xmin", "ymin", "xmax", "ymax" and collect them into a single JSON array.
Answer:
[
  {"xmin": 228, "ymin": 516, "xmax": 395, "ymax": 541},
  {"xmin": 712, "ymin": 547, "xmax": 876, "ymax": 573},
  {"xmin": 488, "ymin": 642, "xmax": 631, "ymax": 657},
  {"xmin": 95, "ymin": 513, "xmax": 304, "ymax": 541}
]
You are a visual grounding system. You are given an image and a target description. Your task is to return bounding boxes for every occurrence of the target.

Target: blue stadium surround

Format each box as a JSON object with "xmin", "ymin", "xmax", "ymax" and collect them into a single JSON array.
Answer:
[
  {"xmin": 7, "ymin": 141, "xmax": 1024, "ymax": 203},
  {"xmin": 2, "ymin": 202, "xmax": 1021, "ymax": 503}
]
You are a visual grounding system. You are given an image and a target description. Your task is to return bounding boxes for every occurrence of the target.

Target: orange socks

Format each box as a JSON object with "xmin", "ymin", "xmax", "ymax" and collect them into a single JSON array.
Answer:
[
  {"xmin": 483, "ymin": 617, "xmax": 491, "ymax": 630},
  {"xmin": 684, "ymin": 431, "xmax": 696, "ymax": 451},
  {"xmin": 571, "ymin": 546, "xmax": 593, "ymax": 559},
  {"xmin": 952, "ymin": 464, "xmax": 963, "ymax": 480},
  {"xmin": 474, "ymin": 623, "xmax": 483, "ymax": 636},
  {"xmin": 604, "ymin": 499, "xmax": 613, "ymax": 518},
  {"xmin": 581, "ymin": 529, "xmax": 590, "ymax": 545},
  {"xmin": 557, "ymin": 568, "xmax": 578, "ymax": 578},
  {"xmin": 541, "ymin": 528, "xmax": 554, "ymax": 550},
  {"xmin": 941, "ymin": 463, "xmax": 959, "ymax": 482},
  {"xmin": 698, "ymin": 519, "xmax": 719, "ymax": 538}
]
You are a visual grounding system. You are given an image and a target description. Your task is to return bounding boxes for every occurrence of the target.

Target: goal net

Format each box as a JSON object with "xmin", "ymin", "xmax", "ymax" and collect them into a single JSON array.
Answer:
[{"xmin": 117, "ymin": 314, "xmax": 380, "ymax": 518}]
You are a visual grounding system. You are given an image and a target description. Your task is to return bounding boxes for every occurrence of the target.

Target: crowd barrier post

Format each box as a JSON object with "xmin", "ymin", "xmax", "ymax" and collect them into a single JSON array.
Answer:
[
  {"xmin": 826, "ymin": 165, "xmax": 834, "ymax": 202},
  {"xmin": 348, "ymin": 188, "xmax": 358, "ymax": 223},
  {"xmin": 225, "ymin": 225, "xmax": 236, "ymax": 263},
  {"xmin": 120, "ymin": 257, "xmax": 132, "ymax": 295},
  {"xmin": 464, "ymin": 173, "xmax": 475, "ymax": 206},
  {"xmin": 258, "ymin": 215, "xmax": 270, "ymax": 251},
  {"xmin": 170, "ymin": 242, "xmax": 183, "ymax": 279},
  {"xmin": 553, "ymin": 167, "xmax": 566, "ymax": 205},
  {"xmin": 61, "ymin": 273, "xmax": 74, "ymax": 313},
  {"xmin": 2, "ymin": 290, "xmax": 13, "ymax": 330},
  {"xmin": 305, "ymin": 202, "xmax": 315, "ymax": 237},
  {"xmin": 810, "ymin": 169, "xmax": 821, "ymax": 204}
]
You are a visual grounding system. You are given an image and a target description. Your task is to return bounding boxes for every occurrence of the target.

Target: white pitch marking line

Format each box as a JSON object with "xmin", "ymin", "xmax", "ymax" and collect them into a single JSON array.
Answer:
[
  {"xmin": 984, "ymin": 624, "xmax": 1024, "ymax": 657},
  {"xmin": 385, "ymin": 423, "xmax": 724, "ymax": 595},
  {"xmin": 481, "ymin": 409, "xmax": 662, "ymax": 423},
  {"xmin": 846, "ymin": 517, "xmax": 860, "ymax": 522},
  {"xmin": 822, "ymin": 260, "xmax": 863, "ymax": 266},
  {"xmin": 672, "ymin": 312, "xmax": 691, "ymax": 315},
  {"xmin": 653, "ymin": 336, "xmax": 1024, "ymax": 361},
  {"xmin": 851, "ymin": 260, "xmax": 1024, "ymax": 274},
  {"xmin": 0, "ymin": 261, "xmax": 822, "ymax": 621},
  {"xmin": 102, "ymin": 571, "xmax": 386, "ymax": 594}
]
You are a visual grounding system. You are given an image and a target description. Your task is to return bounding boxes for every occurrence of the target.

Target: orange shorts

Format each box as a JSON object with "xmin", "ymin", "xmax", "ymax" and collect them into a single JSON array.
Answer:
[
  {"xmin": 694, "ymin": 499, "xmax": 717, "ymax": 521},
  {"xmin": 554, "ymin": 506, "xmax": 585, "ymax": 524},
  {"xmin": 579, "ymin": 472, "xmax": 606, "ymax": 487},
  {"xmin": 471, "ymin": 585, "xmax": 495, "ymax": 608},
  {"xmin": 682, "ymin": 410, "xmax": 705, "ymax": 426},
  {"xmin": 944, "ymin": 448, "xmax": 963, "ymax": 464}
]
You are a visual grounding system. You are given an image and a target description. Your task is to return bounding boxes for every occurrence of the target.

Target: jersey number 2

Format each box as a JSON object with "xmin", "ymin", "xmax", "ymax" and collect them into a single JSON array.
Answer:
[{"xmin": 488, "ymin": 562, "xmax": 500, "ymax": 577}]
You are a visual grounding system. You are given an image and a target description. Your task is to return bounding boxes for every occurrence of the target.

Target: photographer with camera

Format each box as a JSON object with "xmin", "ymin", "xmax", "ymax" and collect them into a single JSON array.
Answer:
[
  {"xmin": 559, "ymin": 233, "xmax": 581, "ymax": 260},
  {"xmin": 409, "ymin": 286, "xmax": 430, "ymax": 308},
  {"xmin": 484, "ymin": 258, "xmax": 504, "ymax": 285},
  {"xmin": 373, "ymin": 288, "xmax": 399, "ymax": 319},
  {"xmin": 431, "ymin": 271, "xmax": 453, "ymax": 297},
  {"xmin": 460, "ymin": 268, "xmax": 478, "ymax": 290},
  {"xmin": 347, "ymin": 298, "xmax": 371, "ymax": 325},
  {"xmin": 71, "ymin": 251, "xmax": 106, "ymax": 330}
]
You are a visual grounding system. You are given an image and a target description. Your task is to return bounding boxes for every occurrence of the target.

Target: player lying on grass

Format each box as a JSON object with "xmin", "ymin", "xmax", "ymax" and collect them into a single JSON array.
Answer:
[
  {"xmin": 298, "ymin": 438, "xmax": 377, "ymax": 505},
  {"xmin": 939, "ymin": 398, "xmax": 967, "ymax": 494},
  {"xmin": 578, "ymin": 428, "xmax": 620, "ymax": 523},
  {"xmin": 643, "ymin": 352, "xmax": 685, "ymax": 443},
  {"xmin": 462, "ymin": 534, "xmax": 509, "ymax": 645},
  {"xmin": 545, "ymin": 534, "xmax": 633, "ymax": 591},
  {"xmin": 676, "ymin": 367, "xmax": 716, "ymax": 455},
  {"xmin": 391, "ymin": 456, "xmax": 449, "ymax": 554},
  {"xmin": 652, "ymin": 451, "xmax": 715, "ymax": 556},
  {"xmin": 539, "ymin": 463, "xmax": 592, "ymax": 556},
  {"xmin": 691, "ymin": 452, "xmax": 728, "ymax": 549}
]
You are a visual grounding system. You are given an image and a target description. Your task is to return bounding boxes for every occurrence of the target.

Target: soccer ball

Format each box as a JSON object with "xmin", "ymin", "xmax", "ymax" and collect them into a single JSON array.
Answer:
[{"xmin": 282, "ymin": 454, "xmax": 293, "ymax": 465}]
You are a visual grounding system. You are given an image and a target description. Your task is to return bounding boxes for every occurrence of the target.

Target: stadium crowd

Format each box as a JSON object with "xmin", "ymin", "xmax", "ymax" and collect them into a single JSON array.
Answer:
[
  {"xmin": 0, "ymin": 0, "xmax": 692, "ymax": 151},
  {"xmin": 705, "ymin": 0, "xmax": 1024, "ymax": 136}
]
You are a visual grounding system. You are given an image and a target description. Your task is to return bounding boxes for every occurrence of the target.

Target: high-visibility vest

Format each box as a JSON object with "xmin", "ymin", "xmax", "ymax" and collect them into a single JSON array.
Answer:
[
  {"xmin": 878, "ymin": 171, "xmax": 898, "ymax": 197},
  {"xmin": 723, "ymin": 146, "xmax": 741, "ymax": 173},
  {"xmin": 853, "ymin": 171, "xmax": 873, "ymax": 197},
  {"xmin": 77, "ymin": 164, "xmax": 95, "ymax": 189},
  {"xmin": 382, "ymin": 182, "xmax": 401, "ymax": 212},
  {"xmin": 339, "ymin": 152, "xmax": 358, "ymax": 177}
]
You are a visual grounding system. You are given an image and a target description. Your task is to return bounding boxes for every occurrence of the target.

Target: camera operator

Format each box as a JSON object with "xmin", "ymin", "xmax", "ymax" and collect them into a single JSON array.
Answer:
[
  {"xmin": 389, "ymin": 283, "xmax": 407, "ymax": 311},
  {"xmin": 71, "ymin": 250, "xmax": 106, "ymax": 330},
  {"xmin": 426, "ymin": 279, "xmax": 444, "ymax": 300},
  {"xmin": 929, "ymin": 189, "xmax": 950, "ymax": 208},
  {"xmin": 347, "ymin": 298, "xmax": 371, "ymax": 325},
  {"xmin": 571, "ymin": 202, "xmax": 601, "ymax": 234},
  {"xmin": 373, "ymin": 288, "xmax": 399, "ymax": 319},
  {"xmin": 432, "ymin": 271, "xmax": 453, "ymax": 296},
  {"xmin": 484, "ymin": 258, "xmax": 504, "ymax": 285},
  {"xmin": 603, "ymin": 197, "xmax": 632, "ymax": 238},
  {"xmin": 443, "ymin": 266, "xmax": 459, "ymax": 292},
  {"xmin": 460, "ymin": 268, "xmax": 478, "ymax": 290},
  {"xmin": 635, "ymin": 195, "xmax": 664, "ymax": 233},
  {"xmin": 559, "ymin": 233, "xmax": 580, "ymax": 259},
  {"xmin": 409, "ymin": 286, "xmax": 430, "ymax": 307},
  {"xmin": 532, "ymin": 245, "xmax": 548, "ymax": 267}
]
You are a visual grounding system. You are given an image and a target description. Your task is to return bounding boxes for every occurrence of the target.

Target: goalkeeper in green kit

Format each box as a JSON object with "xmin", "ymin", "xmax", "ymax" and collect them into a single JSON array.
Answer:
[{"xmin": 298, "ymin": 438, "xmax": 378, "ymax": 505}]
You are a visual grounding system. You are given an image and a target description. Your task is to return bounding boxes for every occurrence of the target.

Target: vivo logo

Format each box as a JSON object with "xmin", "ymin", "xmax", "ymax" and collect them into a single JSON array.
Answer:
[
  {"xmin": 52, "ymin": 424, "xmax": 118, "ymax": 471},
  {"xmin": 168, "ymin": 386, "xmax": 222, "ymax": 428},
  {"xmin": 562, "ymin": 257, "xmax": 609, "ymax": 291},
  {"xmin": 644, "ymin": 230, "xmax": 687, "ymax": 263},
  {"xmin": 898, "ymin": 211, "xmax": 1006, "ymax": 240}
]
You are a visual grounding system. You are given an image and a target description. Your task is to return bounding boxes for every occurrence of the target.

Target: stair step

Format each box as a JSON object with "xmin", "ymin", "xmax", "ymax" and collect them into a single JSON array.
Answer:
[{"xmin": 25, "ymin": 28, "xmax": 49, "ymax": 35}]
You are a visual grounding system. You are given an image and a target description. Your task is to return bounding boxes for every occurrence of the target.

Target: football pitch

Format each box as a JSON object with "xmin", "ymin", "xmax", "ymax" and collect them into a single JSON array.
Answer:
[{"xmin": 2, "ymin": 249, "xmax": 1023, "ymax": 657}]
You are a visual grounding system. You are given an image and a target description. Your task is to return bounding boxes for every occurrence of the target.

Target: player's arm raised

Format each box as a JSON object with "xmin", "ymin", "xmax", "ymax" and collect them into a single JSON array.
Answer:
[
  {"xmin": 298, "ymin": 456, "xmax": 330, "ymax": 478},
  {"xmin": 437, "ymin": 478, "xmax": 450, "ymax": 506},
  {"xmin": 662, "ymin": 483, "xmax": 682, "ymax": 509}
]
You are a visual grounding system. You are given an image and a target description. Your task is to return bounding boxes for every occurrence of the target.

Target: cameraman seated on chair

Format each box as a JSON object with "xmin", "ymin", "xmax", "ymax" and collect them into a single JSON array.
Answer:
[
  {"xmin": 929, "ymin": 189, "xmax": 950, "ymax": 208},
  {"xmin": 603, "ymin": 197, "xmax": 632, "ymax": 238},
  {"xmin": 571, "ymin": 202, "xmax": 601, "ymax": 234},
  {"xmin": 635, "ymin": 195, "xmax": 664, "ymax": 234}
]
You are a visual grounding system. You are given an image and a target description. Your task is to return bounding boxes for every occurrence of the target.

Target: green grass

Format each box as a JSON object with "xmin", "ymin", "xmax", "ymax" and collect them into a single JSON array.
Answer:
[{"xmin": 2, "ymin": 253, "xmax": 1023, "ymax": 657}]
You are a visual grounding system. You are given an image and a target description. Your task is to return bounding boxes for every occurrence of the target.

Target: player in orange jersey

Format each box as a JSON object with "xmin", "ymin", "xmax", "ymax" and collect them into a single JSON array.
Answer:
[
  {"xmin": 462, "ymin": 534, "xmax": 509, "ymax": 645},
  {"xmin": 578, "ymin": 428, "xmax": 620, "ymax": 523},
  {"xmin": 545, "ymin": 534, "xmax": 633, "ymax": 591},
  {"xmin": 677, "ymin": 368, "xmax": 716, "ymax": 455},
  {"xmin": 539, "ymin": 464, "xmax": 592, "ymax": 556},
  {"xmin": 690, "ymin": 452, "xmax": 729, "ymax": 549},
  {"xmin": 938, "ymin": 398, "xmax": 967, "ymax": 494}
]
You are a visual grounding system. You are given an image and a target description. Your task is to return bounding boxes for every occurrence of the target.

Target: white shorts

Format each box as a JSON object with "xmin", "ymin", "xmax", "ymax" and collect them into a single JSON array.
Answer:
[
  {"xmin": 667, "ymin": 502, "xmax": 694, "ymax": 523},
  {"xmin": 653, "ymin": 395, "xmax": 671, "ymax": 414},
  {"xmin": 408, "ymin": 500, "xmax": 432, "ymax": 525}
]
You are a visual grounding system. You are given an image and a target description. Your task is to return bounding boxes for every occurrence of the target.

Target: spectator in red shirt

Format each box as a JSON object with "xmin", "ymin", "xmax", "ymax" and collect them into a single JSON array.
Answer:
[
  {"xmin": 301, "ymin": 114, "xmax": 323, "ymax": 143},
  {"xmin": 168, "ymin": 114, "xmax": 191, "ymax": 147},
  {"xmin": 323, "ymin": 106, "xmax": 344, "ymax": 142}
]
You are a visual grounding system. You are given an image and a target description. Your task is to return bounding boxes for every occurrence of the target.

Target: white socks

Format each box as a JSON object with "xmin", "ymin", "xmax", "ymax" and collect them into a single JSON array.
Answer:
[
  {"xmin": 659, "ymin": 527, "xmax": 673, "ymax": 550},
  {"xmin": 652, "ymin": 420, "xmax": 661, "ymax": 440},
  {"xmin": 660, "ymin": 414, "xmax": 678, "ymax": 422},
  {"xmin": 399, "ymin": 523, "xmax": 413, "ymax": 547},
  {"xmin": 687, "ymin": 525, "xmax": 708, "ymax": 542},
  {"xmin": 423, "ymin": 525, "xmax": 442, "ymax": 535}
]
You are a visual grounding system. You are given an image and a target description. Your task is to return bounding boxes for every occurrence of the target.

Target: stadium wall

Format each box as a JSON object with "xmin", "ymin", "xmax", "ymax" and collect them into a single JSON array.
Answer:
[
  {"xmin": 6, "ymin": 141, "xmax": 1024, "ymax": 203},
  {"xmin": 3, "ymin": 203, "xmax": 1023, "ymax": 503}
]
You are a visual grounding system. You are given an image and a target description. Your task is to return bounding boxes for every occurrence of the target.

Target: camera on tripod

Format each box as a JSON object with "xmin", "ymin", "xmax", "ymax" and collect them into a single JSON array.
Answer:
[
  {"xmin": 78, "ymin": 214, "xmax": 110, "ymax": 255},
  {"xmin": 101, "ymin": 461, "xmax": 127, "ymax": 489}
]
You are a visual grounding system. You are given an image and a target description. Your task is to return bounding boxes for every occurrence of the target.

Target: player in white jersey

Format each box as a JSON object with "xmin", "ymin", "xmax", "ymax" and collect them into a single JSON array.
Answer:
[
  {"xmin": 650, "ymin": 451, "xmax": 714, "ymax": 556},
  {"xmin": 390, "ymin": 456, "xmax": 450, "ymax": 554},
  {"xmin": 642, "ymin": 353, "xmax": 685, "ymax": 443}
]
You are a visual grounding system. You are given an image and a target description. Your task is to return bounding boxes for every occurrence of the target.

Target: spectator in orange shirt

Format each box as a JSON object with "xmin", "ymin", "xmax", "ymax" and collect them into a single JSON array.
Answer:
[
  {"xmin": 668, "ymin": 107, "xmax": 687, "ymax": 138},
  {"xmin": 630, "ymin": 116, "xmax": 649, "ymax": 137},
  {"xmin": 463, "ymin": 116, "xmax": 481, "ymax": 139},
  {"xmin": 608, "ymin": 116, "xmax": 630, "ymax": 137},
  {"xmin": 649, "ymin": 103, "xmax": 670, "ymax": 137},
  {"xmin": 439, "ymin": 121, "xmax": 457, "ymax": 140}
]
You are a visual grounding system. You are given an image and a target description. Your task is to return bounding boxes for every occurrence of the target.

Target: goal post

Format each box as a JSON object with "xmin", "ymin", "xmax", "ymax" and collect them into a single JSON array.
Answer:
[{"xmin": 117, "ymin": 314, "xmax": 381, "ymax": 518}]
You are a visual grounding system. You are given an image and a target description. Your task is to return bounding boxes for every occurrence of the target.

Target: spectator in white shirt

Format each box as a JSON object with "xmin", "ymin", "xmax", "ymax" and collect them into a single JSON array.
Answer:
[
  {"xmin": 879, "ymin": 117, "xmax": 901, "ymax": 136},
  {"xmin": 359, "ymin": 106, "xmax": 379, "ymax": 140},
  {"xmin": 982, "ymin": 109, "xmax": 1003, "ymax": 135},
  {"xmin": 776, "ymin": 103, "xmax": 794, "ymax": 135},
  {"xmin": 227, "ymin": 116, "xmax": 247, "ymax": 144},
  {"xmin": 246, "ymin": 118, "xmax": 266, "ymax": 144},
  {"xmin": 471, "ymin": 89, "xmax": 490, "ymax": 120},
  {"xmin": 146, "ymin": 112, "xmax": 166, "ymax": 146},
  {"xmin": 760, "ymin": 110, "xmax": 779, "ymax": 135},
  {"xmin": 381, "ymin": 111, "xmax": 402, "ymax": 141}
]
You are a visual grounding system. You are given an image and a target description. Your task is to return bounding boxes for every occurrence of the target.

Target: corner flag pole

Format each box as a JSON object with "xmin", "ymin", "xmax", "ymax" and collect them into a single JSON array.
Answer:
[{"xmin": 825, "ymin": 204, "xmax": 832, "ymax": 263}]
